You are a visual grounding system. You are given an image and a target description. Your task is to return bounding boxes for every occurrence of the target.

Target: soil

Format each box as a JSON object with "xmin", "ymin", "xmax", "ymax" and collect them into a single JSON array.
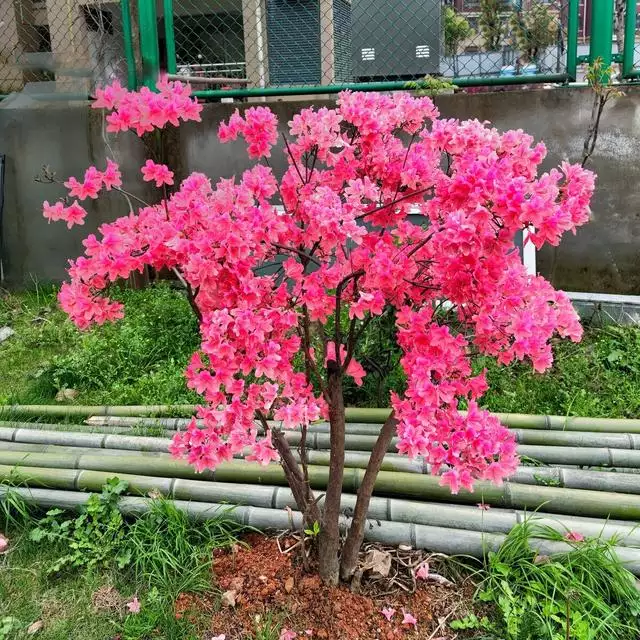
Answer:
[{"xmin": 177, "ymin": 534, "xmax": 477, "ymax": 640}]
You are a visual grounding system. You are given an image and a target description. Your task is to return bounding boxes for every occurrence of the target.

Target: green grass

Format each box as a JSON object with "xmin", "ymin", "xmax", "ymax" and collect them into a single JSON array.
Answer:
[
  {"xmin": 3, "ymin": 283, "xmax": 640, "ymax": 417},
  {"xmin": 456, "ymin": 519, "xmax": 640, "ymax": 640},
  {"xmin": 0, "ymin": 283, "xmax": 200, "ymax": 407},
  {"xmin": 0, "ymin": 484, "xmax": 246, "ymax": 640}
]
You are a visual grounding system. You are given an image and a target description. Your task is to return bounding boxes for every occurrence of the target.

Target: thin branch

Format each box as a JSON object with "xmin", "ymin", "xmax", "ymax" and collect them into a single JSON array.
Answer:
[
  {"xmin": 271, "ymin": 243, "xmax": 322, "ymax": 267},
  {"xmin": 355, "ymin": 186, "xmax": 433, "ymax": 221},
  {"xmin": 282, "ymin": 132, "xmax": 305, "ymax": 184},
  {"xmin": 333, "ymin": 269, "xmax": 365, "ymax": 366}
]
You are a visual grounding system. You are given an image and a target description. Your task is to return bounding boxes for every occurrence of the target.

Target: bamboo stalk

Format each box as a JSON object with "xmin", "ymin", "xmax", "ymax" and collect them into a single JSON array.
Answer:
[
  {"xmin": 4, "ymin": 439, "xmax": 640, "ymax": 494},
  {"xmin": 4, "ymin": 405, "xmax": 640, "ymax": 433},
  {"xmin": 3, "ymin": 455, "xmax": 640, "ymax": 521},
  {"xmin": 2, "ymin": 473, "xmax": 640, "ymax": 546},
  {"xmin": 2, "ymin": 486, "xmax": 640, "ymax": 574}
]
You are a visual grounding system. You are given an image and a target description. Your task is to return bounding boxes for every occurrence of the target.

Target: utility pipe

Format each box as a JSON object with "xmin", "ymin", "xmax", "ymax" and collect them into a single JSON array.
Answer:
[
  {"xmin": 2, "ymin": 487, "xmax": 640, "ymax": 574},
  {"xmin": 3, "ymin": 457, "xmax": 640, "ymax": 521}
]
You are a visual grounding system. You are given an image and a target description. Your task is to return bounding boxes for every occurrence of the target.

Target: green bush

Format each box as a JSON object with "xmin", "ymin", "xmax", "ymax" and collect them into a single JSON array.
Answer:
[{"xmin": 41, "ymin": 283, "xmax": 200, "ymax": 404}]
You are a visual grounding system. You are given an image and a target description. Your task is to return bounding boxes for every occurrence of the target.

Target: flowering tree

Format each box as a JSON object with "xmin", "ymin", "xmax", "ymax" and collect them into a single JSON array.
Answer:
[{"xmin": 43, "ymin": 79, "xmax": 594, "ymax": 584}]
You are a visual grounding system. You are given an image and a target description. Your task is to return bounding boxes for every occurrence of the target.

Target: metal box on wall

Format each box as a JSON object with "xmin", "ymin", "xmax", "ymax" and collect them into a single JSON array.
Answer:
[{"xmin": 351, "ymin": 0, "xmax": 441, "ymax": 79}]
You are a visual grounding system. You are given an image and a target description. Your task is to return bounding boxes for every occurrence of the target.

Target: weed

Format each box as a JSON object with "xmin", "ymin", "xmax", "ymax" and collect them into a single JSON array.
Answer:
[
  {"xmin": 29, "ymin": 478, "xmax": 132, "ymax": 573},
  {"xmin": 127, "ymin": 498, "xmax": 242, "ymax": 597},
  {"xmin": 473, "ymin": 520, "xmax": 640, "ymax": 639}
]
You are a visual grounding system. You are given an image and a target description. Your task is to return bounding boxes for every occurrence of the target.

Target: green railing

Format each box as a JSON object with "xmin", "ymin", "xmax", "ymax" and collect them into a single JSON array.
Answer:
[{"xmin": 622, "ymin": 0, "xmax": 640, "ymax": 79}]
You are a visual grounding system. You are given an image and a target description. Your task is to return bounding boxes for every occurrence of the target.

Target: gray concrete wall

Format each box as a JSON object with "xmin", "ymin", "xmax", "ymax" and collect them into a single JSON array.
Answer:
[{"xmin": 2, "ymin": 86, "xmax": 640, "ymax": 293}]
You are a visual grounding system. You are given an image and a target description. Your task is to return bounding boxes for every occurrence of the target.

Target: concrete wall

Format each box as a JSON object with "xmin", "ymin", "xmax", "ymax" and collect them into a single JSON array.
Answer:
[{"xmin": 2, "ymin": 85, "xmax": 640, "ymax": 293}]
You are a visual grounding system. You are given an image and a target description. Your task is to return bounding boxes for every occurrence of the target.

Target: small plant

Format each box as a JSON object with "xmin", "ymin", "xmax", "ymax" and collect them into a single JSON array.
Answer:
[
  {"xmin": 406, "ymin": 74, "xmax": 457, "ymax": 98},
  {"xmin": 450, "ymin": 613, "xmax": 493, "ymax": 630},
  {"xmin": 127, "ymin": 498, "xmax": 242, "ymax": 596},
  {"xmin": 29, "ymin": 477, "xmax": 132, "ymax": 573},
  {"xmin": 582, "ymin": 58, "xmax": 624, "ymax": 168},
  {"xmin": 304, "ymin": 520, "xmax": 321, "ymax": 538}
]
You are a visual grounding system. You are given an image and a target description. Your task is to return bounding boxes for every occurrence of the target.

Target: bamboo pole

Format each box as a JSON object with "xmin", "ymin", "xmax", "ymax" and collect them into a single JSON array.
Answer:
[
  {"xmin": 2, "ymin": 486, "xmax": 640, "ymax": 574},
  {"xmin": 2, "ymin": 475, "xmax": 640, "ymax": 546},
  {"xmin": 4, "ymin": 425, "xmax": 640, "ymax": 468},
  {"xmin": 4, "ymin": 438, "xmax": 640, "ymax": 495},
  {"xmin": 4, "ymin": 405, "xmax": 640, "ymax": 433},
  {"xmin": 3, "ymin": 456, "xmax": 640, "ymax": 521}
]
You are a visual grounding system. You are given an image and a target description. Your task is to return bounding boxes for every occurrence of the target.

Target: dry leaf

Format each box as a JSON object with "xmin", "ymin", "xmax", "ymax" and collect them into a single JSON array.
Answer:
[
  {"xmin": 221, "ymin": 589, "xmax": 237, "ymax": 607},
  {"xmin": 361, "ymin": 549, "xmax": 391, "ymax": 577},
  {"xmin": 27, "ymin": 621, "xmax": 44, "ymax": 635},
  {"xmin": 284, "ymin": 576, "xmax": 295, "ymax": 593}
]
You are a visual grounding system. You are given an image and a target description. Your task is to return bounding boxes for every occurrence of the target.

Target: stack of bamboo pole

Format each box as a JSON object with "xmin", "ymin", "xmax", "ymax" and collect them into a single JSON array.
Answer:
[{"xmin": 1, "ymin": 405, "xmax": 640, "ymax": 573}]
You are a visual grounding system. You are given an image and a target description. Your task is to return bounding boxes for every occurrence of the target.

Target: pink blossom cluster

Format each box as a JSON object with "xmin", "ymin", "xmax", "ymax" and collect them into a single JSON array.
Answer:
[
  {"xmin": 47, "ymin": 84, "xmax": 594, "ymax": 492},
  {"xmin": 94, "ymin": 78, "xmax": 202, "ymax": 136}
]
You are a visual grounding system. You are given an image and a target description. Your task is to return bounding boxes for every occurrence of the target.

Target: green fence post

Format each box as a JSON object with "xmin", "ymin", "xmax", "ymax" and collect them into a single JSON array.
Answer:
[
  {"xmin": 120, "ymin": 0, "xmax": 137, "ymax": 89},
  {"xmin": 566, "ymin": 0, "xmax": 579, "ymax": 81},
  {"xmin": 163, "ymin": 0, "xmax": 177, "ymax": 74},
  {"xmin": 623, "ymin": 0, "xmax": 637, "ymax": 78},
  {"xmin": 589, "ymin": 0, "xmax": 614, "ymax": 71},
  {"xmin": 138, "ymin": 0, "xmax": 160, "ymax": 89}
]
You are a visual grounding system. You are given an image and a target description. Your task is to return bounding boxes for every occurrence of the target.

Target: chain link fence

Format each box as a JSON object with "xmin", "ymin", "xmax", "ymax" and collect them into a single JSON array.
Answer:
[
  {"xmin": 164, "ymin": 0, "xmax": 573, "ymax": 92},
  {"xmin": 0, "ymin": 0, "xmax": 579, "ymax": 97},
  {"xmin": 0, "ymin": 0, "xmax": 129, "ymax": 96}
]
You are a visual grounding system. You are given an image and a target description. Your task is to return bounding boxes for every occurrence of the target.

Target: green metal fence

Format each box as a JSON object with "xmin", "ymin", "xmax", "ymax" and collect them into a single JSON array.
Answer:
[
  {"xmin": 622, "ymin": 0, "xmax": 640, "ymax": 79},
  {"xmin": 0, "ymin": 0, "xmax": 627, "ymax": 100},
  {"xmin": 155, "ymin": 0, "xmax": 579, "ymax": 98}
]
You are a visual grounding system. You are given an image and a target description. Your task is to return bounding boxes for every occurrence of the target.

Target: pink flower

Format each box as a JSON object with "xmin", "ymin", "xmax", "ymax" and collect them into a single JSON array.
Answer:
[
  {"xmin": 416, "ymin": 562, "xmax": 429, "ymax": 580},
  {"xmin": 102, "ymin": 159, "xmax": 122, "ymax": 190},
  {"xmin": 0, "ymin": 534, "xmax": 8, "ymax": 554},
  {"xmin": 305, "ymin": 631, "xmax": 313, "ymax": 637},
  {"xmin": 126, "ymin": 597, "xmax": 141, "ymax": 614},
  {"xmin": 477, "ymin": 502, "xmax": 491, "ymax": 510},
  {"xmin": 279, "ymin": 630, "xmax": 297, "ymax": 640},
  {"xmin": 565, "ymin": 530, "xmax": 585, "ymax": 542},
  {"xmin": 211, "ymin": 636, "xmax": 226, "ymax": 640},
  {"xmin": 402, "ymin": 610, "xmax": 417, "ymax": 627},
  {"xmin": 380, "ymin": 607, "xmax": 396, "ymax": 621},
  {"xmin": 43, "ymin": 200, "xmax": 66, "ymax": 223},
  {"xmin": 141, "ymin": 159, "xmax": 174, "ymax": 187}
]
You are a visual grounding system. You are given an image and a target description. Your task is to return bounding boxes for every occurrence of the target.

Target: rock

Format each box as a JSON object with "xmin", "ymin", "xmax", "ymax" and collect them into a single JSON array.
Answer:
[
  {"xmin": 221, "ymin": 589, "xmax": 237, "ymax": 607},
  {"xmin": 0, "ymin": 327, "xmax": 14, "ymax": 343},
  {"xmin": 284, "ymin": 576, "xmax": 294, "ymax": 593},
  {"xmin": 55, "ymin": 388, "xmax": 79, "ymax": 402},
  {"xmin": 229, "ymin": 577, "xmax": 245, "ymax": 593}
]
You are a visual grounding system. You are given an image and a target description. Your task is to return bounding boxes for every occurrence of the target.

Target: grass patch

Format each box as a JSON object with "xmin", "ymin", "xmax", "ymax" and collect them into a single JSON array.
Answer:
[
  {"xmin": 0, "ymin": 480, "xmax": 245, "ymax": 640},
  {"xmin": 3, "ymin": 283, "xmax": 640, "ymax": 417},
  {"xmin": 452, "ymin": 520, "xmax": 640, "ymax": 639}
]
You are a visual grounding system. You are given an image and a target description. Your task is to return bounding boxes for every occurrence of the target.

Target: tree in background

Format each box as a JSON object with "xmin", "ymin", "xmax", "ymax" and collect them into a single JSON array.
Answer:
[
  {"xmin": 614, "ymin": 0, "xmax": 625, "ymax": 60},
  {"xmin": 43, "ymin": 80, "xmax": 594, "ymax": 585},
  {"xmin": 479, "ymin": 0, "xmax": 504, "ymax": 51},
  {"xmin": 444, "ymin": 6, "xmax": 474, "ymax": 57},
  {"xmin": 510, "ymin": 4, "xmax": 557, "ymax": 65}
]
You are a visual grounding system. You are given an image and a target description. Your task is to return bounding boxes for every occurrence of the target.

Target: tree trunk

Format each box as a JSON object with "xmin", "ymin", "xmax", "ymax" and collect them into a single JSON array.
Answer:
[
  {"xmin": 317, "ymin": 361, "xmax": 346, "ymax": 585},
  {"xmin": 614, "ymin": 0, "xmax": 625, "ymax": 61},
  {"xmin": 271, "ymin": 429, "xmax": 320, "ymax": 526},
  {"xmin": 339, "ymin": 412, "xmax": 398, "ymax": 581}
]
